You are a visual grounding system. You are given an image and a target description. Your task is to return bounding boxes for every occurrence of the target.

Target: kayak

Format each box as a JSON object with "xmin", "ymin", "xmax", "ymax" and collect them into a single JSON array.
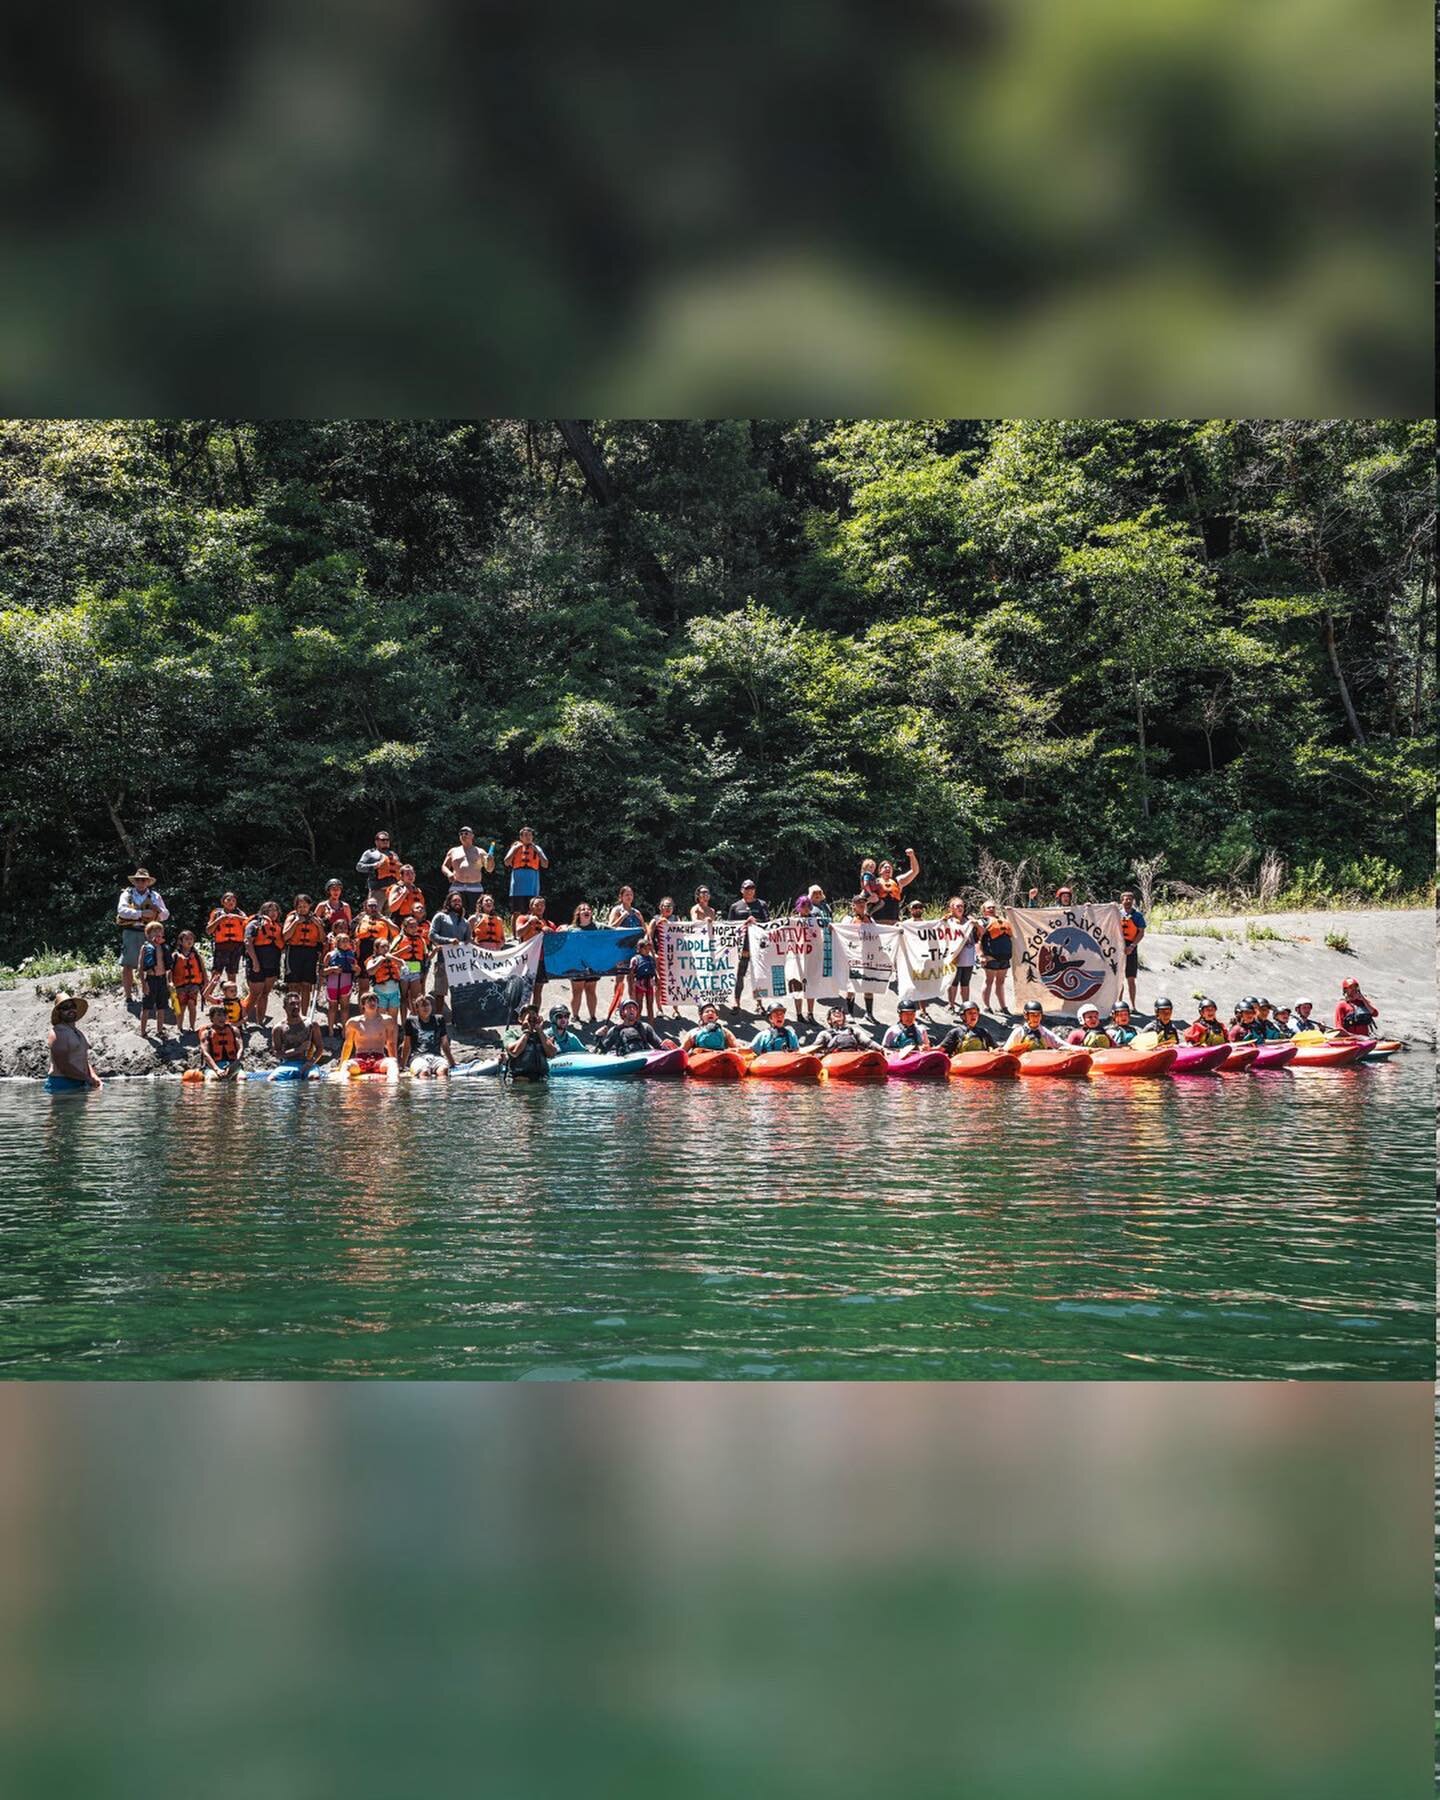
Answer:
[
  {"xmin": 1290, "ymin": 1040, "xmax": 1366, "ymax": 1068},
  {"xmin": 1360, "ymin": 1039, "xmax": 1403, "ymax": 1062},
  {"xmin": 685, "ymin": 1049, "xmax": 748, "ymax": 1081},
  {"xmin": 1251, "ymin": 1043, "xmax": 1297, "ymax": 1070},
  {"xmin": 641, "ymin": 1047, "xmax": 686, "ymax": 1079},
  {"xmin": 1015, "ymin": 1049, "xmax": 1091, "ymax": 1078},
  {"xmin": 885, "ymin": 1049, "xmax": 950, "ymax": 1081},
  {"xmin": 821, "ymin": 1049, "xmax": 889, "ymax": 1083},
  {"xmin": 549, "ymin": 1052, "xmax": 649, "ymax": 1079},
  {"xmin": 1088, "ymin": 1047, "xmax": 1178, "ymax": 1078},
  {"xmin": 1169, "ymin": 1045, "xmax": 1229, "ymax": 1075},
  {"xmin": 947, "ymin": 1051, "xmax": 1019, "ymax": 1079},
  {"xmin": 1219, "ymin": 1044, "xmax": 1259, "ymax": 1072},
  {"xmin": 747, "ymin": 1051, "xmax": 823, "ymax": 1082},
  {"xmin": 452, "ymin": 1057, "xmax": 503, "ymax": 1076}
]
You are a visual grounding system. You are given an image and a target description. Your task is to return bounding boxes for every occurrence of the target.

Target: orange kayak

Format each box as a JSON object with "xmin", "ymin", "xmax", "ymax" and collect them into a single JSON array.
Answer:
[
  {"xmin": 1089, "ymin": 1047, "xmax": 1178, "ymax": 1078},
  {"xmin": 1219, "ymin": 1044, "xmax": 1259, "ymax": 1072},
  {"xmin": 821, "ymin": 1049, "xmax": 888, "ymax": 1083},
  {"xmin": 1291, "ymin": 1040, "xmax": 1366, "ymax": 1068},
  {"xmin": 685, "ymin": 1049, "xmax": 748, "ymax": 1081},
  {"xmin": 1015, "ymin": 1049, "xmax": 1091, "ymax": 1078},
  {"xmin": 948, "ymin": 1051, "xmax": 1018, "ymax": 1079},
  {"xmin": 747, "ymin": 1051, "xmax": 823, "ymax": 1081}
]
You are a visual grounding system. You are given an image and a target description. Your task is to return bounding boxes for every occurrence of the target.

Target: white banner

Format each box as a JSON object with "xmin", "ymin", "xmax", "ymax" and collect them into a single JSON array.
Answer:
[
  {"xmin": 747, "ymin": 919, "xmax": 848, "ymax": 1002},
  {"xmin": 1005, "ymin": 904, "xmax": 1124, "ymax": 1016},
  {"xmin": 893, "ymin": 917, "xmax": 974, "ymax": 1002},
  {"xmin": 656, "ymin": 920, "xmax": 748, "ymax": 1007},
  {"xmin": 440, "ymin": 937, "xmax": 543, "ymax": 1028},
  {"xmin": 830, "ymin": 920, "xmax": 899, "ymax": 995}
]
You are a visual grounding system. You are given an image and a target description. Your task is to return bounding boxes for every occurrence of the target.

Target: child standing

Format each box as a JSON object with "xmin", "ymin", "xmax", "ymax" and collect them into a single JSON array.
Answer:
[
  {"xmin": 138, "ymin": 920, "xmax": 172, "ymax": 1040},
  {"xmin": 170, "ymin": 929, "xmax": 207, "ymax": 1034},
  {"xmin": 323, "ymin": 932, "xmax": 358, "ymax": 1035}
]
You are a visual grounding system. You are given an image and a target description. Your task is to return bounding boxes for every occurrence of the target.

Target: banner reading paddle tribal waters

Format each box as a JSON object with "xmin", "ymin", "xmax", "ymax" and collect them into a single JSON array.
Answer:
[
  {"xmin": 747, "ymin": 919, "xmax": 848, "ymax": 1002},
  {"xmin": 440, "ymin": 937, "xmax": 543, "ymax": 1029},
  {"xmin": 830, "ymin": 920, "xmax": 899, "ymax": 995},
  {"xmin": 892, "ymin": 916, "xmax": 975, "ymax": 1002},
  {"xmin": 655, "ymin": 920, "xmax": 747, "ymax": 1008},
  {"xmin": 1006, "ymin": 903, "xmax": 1124, "ymax": 1016}
]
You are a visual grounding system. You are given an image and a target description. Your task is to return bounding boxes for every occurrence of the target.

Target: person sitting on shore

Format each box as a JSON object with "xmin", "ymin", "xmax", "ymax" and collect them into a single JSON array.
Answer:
[
  {"xmin": 547, "ymin": 1005, "xmax": 587, "ymax": 1054},
  {"xmin": 1334, "ymin": 977, "xmax": 1379, "ymax": 1038},
  {"xmin": 1184, "ymin": 998, "xmax": 1228, "ymax": 1046},
  {"xmin": 47, "ymin": 993, "xmax": 102, "ymax": 1091},
  {"xmin": 502, "ymin": 1003, "xmax": 557, "ymax": 1080},
  {"xmin": 883, "ymin": 1000, "xmax": 931, "ymax": 1053},
  {"xmin": 978, "ymin": 901, "xmax": 1012, "ymax": 1014},
  {"xmin": 931, "ymin": 1001, "xmax": 1001, "ymax": 1056},
  {"xmin": 1003, "ymin": 1000, "xmax": 1065, "ymax": 1055},
  {"xmin": 1147, "ymin": 998, "xmax": 1180, "ymax": 1046},
  {"xmin": 749, "ymin": 1002, "xmax": 800, "ymax": 1055},
  {"xmin": 681, "ymin": 1003, "xmax": 742, "ymax": 1054},
  {"xmin": 1067, "ymin": 1003, "xmax": 1112, "ymax": 1049},
  {"xmin": 470, "ymin": 893, "xmax": 507, "ymax": 948},
  {"xmin": 271, "ymin": 992, "xmax": 326, "ymax": 1073},
  {"xmin": 243, "ymin": 901, "xmax": 284, "ymax": 1028},
  {"xmin": 170, "ymin": 929, "xmax": 207, "ymax": 1034},
  {"xmin": 809, "ymin": 1005, "xmax": 878, "ymax": 1054},
  {"xmin": 281, "ymin": 895, "xmax": 325, "ymax": 1016},
  {"xmin": 198, "ymin": 1004, "xmax": 243, "ymax": 1080},
  {"xmin": 205, "ymin": 891, "xmax": 249, "ymax": 982},
  {"xmin": 597, "ymin": 998, "xmax": 667, "ymax": 1057},
  {"xmin": 315, "ymin": 879, "xmax": 352, "ymax": 945},
  {"xmin": 441, "ymin": 826, "xmax": 494, "ymax": 908},
  {"xmin": 322, "ymin": 932, "xmax": 358, "ymax": 1033},
  {"xmin": 117, "ymin": 867, "xmax": 169, "ymax": 1007},
  {"xmin": 338, "ymin": 992, "xmax": 398, "ymax": 1076},
  {"xmin": 137, "ymin": 920, "xmax": 172, "ymax": 1041},
  {"xmin": 356, "ymin": 830, "xmax": 401, "ymax": 904},
  {"xmin": 402, "ymin": 994, "xmax": 454, "ymax": 1077}
]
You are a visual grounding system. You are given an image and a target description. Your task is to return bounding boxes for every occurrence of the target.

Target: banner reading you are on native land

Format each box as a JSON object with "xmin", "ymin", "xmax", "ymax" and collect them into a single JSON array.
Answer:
[
  {"xmin": 1005, "ymin": 904, "xmax": 1124, "ymax": 1017},
  {"xmin": 747, "ymin": 919, "xmax": 848, "ymax": 1002}
]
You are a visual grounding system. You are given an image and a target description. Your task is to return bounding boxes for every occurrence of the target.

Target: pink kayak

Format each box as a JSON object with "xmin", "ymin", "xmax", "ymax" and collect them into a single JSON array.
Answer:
[
  {"xmin": 641, "ymin": 1047, "xmax": 686, "ymax": 1078},
  {"xmin": 1170, "ymin": 1044, "xmax": 1229, "ymax": 1075},
  {"xmin": 885, "ymin": 1049, "xmax": 951, "ymax": 1081},
  {"xmin": 1251, "ymin": 1042, "xmax": 1297, "ymax": 1070},
  {"xmin": 1219, "ymin": 1044, "xmax": 1259, "ymax": 1072}
]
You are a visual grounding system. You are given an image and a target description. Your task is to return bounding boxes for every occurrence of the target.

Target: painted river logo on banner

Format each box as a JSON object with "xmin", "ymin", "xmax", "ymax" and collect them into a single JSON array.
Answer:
[{"xmin": 1006, "ymin": 904, "xmax": 1123, "ymax": 1014}]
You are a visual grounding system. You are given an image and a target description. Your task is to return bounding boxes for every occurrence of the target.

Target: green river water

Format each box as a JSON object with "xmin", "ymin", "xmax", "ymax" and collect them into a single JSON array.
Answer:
[{"xmin": 2, "ymin": 1056, "xmax": 1431, "ymax": 1378}]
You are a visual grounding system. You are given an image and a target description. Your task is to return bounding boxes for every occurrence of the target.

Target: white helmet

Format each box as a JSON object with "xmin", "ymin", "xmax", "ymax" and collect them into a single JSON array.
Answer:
[{"xmin": 1079, "ymin": 1003, "xmax": 1100, "ymax": 1020}]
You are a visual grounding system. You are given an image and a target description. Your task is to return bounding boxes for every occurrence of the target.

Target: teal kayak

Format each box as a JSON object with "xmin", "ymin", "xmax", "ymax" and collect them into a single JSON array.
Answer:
[{"xmin": 549, "ymin": 1052, "xmax": 649, "ymax": 1080}]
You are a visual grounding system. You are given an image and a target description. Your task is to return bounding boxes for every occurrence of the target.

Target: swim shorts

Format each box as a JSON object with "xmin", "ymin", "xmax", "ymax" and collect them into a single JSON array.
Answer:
[
  {"xmin": 373, "ymin": 981, "xmax": 402, "ymax": 1009},
  {"xmin": 44, "ymin": 1074, "xmax": 89, "ymax": 1093}
]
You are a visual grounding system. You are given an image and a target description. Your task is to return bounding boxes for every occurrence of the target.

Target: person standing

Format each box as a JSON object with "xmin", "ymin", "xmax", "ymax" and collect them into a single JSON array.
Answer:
[
  {"xmin": 943, "ymin": 896, "xmax": 979, "ymax": 1012},
  {"xmin": 1334, "ymin": 977, "xmax": 1380, "ymax": 1037},
  {"xmin": 977, "ymin": 901, "xmax": 1013, "ymax": 1014},
  {"xmin": 169, "ymin": 929, "xmax": 207, "ymax": 1034},
  {"xmin": 427, "ymin": 890, "xmax": 470, "ymax": 1005},
  {"xmin": 564, "ymin": 902, "xmax": 602, "ymax": 1022},
  {"xmin": 243, "ymin": 900, "xmax": 285, "ymax": 1028},
  {"xmin": 503, "ymin": 824, "xmax": 549, "ymax": 918},
  {"xmin": 469, "ymin": 893, "xmax": 507, "ymax": 948},
  {"xmin": 47, "ymin": 993, "xmax": 102, "ymax": 1092},
  {"xmin": 690, "ymin": 885, "xmax": 716, "ymax": 922},
  {"xmin": 137, "ymin": 921, "xmax": 173, "ymax": 1041},
  {"xmin": 315, "ymin": 879, "xmax": 353, "ymax": 945},
  {"xmin": 281, "ymin": 894, "xmax": 325, "ymax": 1015},
  {"xmin": 728, "ymin": 878, "xmax": 769, "ymax": 1008},
  {"xmin": 1118, "ymin": 889, "xmax": 1146, "ymax": 1007},
  {"xmin": 205, "ymin": 891, "xmax": 249, "ymax": 983},
  {"xmin": 116, "ymin": 867, "xmax": 169, "ymax": 1005},
  {"xmin": 870, "ymin": 850, "xmax": 921, "ymax": 923},
  {"xmin": 441, "ymin": 827, "xmax": 495, "ymax": 909},
  {"xmin": 515, "ymin": 894, "xmax": 557, "ymax": 1014},
  {"xmin": 605, "ymin": 886, "xmax": 646, "ymax": 1015},
  {"xmin": 356, "ymin": 830, "xmax": 401, "ymax": 903}
]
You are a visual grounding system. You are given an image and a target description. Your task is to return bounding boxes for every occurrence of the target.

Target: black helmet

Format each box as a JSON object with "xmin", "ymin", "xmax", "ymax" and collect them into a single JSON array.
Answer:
[
  {"xmin": 1153, "ymin": 995, "xmax": 1172, "ymax": 1009},
  {"xmin": 1022, "ymin": 999, "xmax": 1043, "ymax": 1014},
  {"xmin": 1198, "ymin": 996, "xmax": 1217, "ymax": 1010},
  {"xmin": 549, "ymin": 1004, "xmax": 571, "ymax": 1024},
  {"xmin": 1257, "ymin": 997, "xmax": 1272, "ymax": 1008}
]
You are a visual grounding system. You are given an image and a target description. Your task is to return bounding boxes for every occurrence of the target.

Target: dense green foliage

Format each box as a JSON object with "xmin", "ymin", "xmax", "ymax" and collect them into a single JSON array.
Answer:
[{"xmin": 1, "ymin": 419, "xmax": 1432, "ymax": 955}]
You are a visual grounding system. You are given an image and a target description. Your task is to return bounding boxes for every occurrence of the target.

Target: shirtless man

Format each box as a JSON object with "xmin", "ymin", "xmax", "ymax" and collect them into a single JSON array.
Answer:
[
  {"xmin": 440, "ymin": 826, "xmax": 495, "ymax": 909},
  {"xmin": 337, "ymin": 993, "xmax": 399, "ymax": 1075},
  {"xmin": 270, "ymin": 992, "xmax": 327, "ymax": 1073},
  {"xmin": 46, "ymin": 994, "xmax": 102, "ymax": 1092}
]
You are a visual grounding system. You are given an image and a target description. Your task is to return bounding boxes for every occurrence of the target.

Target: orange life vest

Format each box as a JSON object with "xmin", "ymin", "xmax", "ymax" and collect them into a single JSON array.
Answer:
[
  {"xmin": 209, "ymin": 908, "xmax": 248, "ymax": 944},
  {"xmin": 372, "ymin": 852, "xmax": 402, "ymax": 886},
  {"xmin": 1121, "ymin": 912, "xmax": 1141, "ymax": 944},
  {"xmin": 508, "ymin": 842, "xmax": 541, "ymax": 870},
  {"xmin": 249, "ymin": 918, "xmax": 284, "ymax": 949},
  {"xmin": 515, "ymin": 914, "xmax": 553, "ymax": 941},
  {"xmin": 399, "ymin": 926, "xmax": 429, "ymax": 960},
  {"xmin": 471, "ymin": 914, "xmax": 506, "ymax": 946},
  {"xmin": 285, "ymin": 916, "xmax": 325, "ymax": 948},
  {"xmin": 368, "ymin": 953, "xmax": 404, "ymax": 984},
  {"xmin": 354, "ymin": 914, "xmax": 392, "ymax": 943},
  {"xmin": 204, "ymin": 1023, "xmax": 240, "ymax": 1063},
  {"xmin": 171, "ymin": 950, "xmax": 205, "ymax": 987},
  {"xmin": 386, "ymin": 882, "xmax": 425, "ymax": 917}
]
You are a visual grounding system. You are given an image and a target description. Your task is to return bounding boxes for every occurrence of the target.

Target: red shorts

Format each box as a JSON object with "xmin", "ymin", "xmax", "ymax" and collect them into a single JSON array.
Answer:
[{"xmin": 353, "ymin": 1054, "xmax": 385, "ymax": 1075}]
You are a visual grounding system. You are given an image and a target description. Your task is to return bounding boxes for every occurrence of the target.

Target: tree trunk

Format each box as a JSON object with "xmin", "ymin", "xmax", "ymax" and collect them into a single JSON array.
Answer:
[
  {"xmin": 1414, "ymin": 566, "xmax": 1430, "ymax": 733},
  {"xmin": 0, "ymin": 826, "xmax": 11, "ymax": 898},
  {"xmin": 555, "ymin": 420, "xmax": 617, "ymax": 506},
  {"xmin": 1134, "ymin": 682, "xmax": 1150, "ymax": 819},
  {"xmin": 107, "ymin": 793, "xmax": 138, "ymax": 865},
  {"xmin": 1322, "ymin": 611, "xmax": 1366, "ymax": 744}
]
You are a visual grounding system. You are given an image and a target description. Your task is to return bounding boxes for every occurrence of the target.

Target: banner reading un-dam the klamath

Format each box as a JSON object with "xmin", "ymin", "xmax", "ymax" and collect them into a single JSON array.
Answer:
[{"xmin": 1005, "ymin": 904, "xmax": 1124, "ymax": 1017}]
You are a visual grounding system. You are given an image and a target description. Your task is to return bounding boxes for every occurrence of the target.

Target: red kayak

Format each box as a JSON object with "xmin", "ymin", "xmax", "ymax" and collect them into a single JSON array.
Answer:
[
  {"xmin": 1089, "ymin": 1046, "xmax": 1178, "ymax": 1078},
  {"xmin": 685, "ymin": 1049, "xmax": 747, "ymax": 1081},
  {"xmin": 1015, "ymin": 1049, "xmax": 1091, "ymax": 1078},
  {"xmin": 1170, "ymin": 1044, "xmax": 1229, "ymax": 1075},
  {"xmin": 1291, "ymin": 1040, "xmax": 1366, "ymax": 1068},
  {"xmin": 642, "ymin": 1046, "xmax": 686, "ymax": 1078},
  {"xmin": 747, "ymin": 1051, "xmax": 823, "ymax": 1082},
  {"xmin": 948, "ymin": 1051, "xmax": 1018, "ymax": 1079},
  {"xmin": 885, "ymin": 1049, "xmax": 951, "ymax": 1082},
  {"xmin": 1251, "ymin": 1043, "xmax": 1297, "ymax": 1070},
  {"xmin": 821, "ymin": 1049, "xmax": 888, "ymax": 1083},
  {"xmin": 1219, "ymin": 1044, "xmax": 1259, "ymax": 1072}
]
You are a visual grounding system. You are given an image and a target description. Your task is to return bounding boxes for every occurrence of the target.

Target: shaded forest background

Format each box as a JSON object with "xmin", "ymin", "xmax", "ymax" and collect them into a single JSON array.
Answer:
[{"xmin": 1, "ymin": 418, "xmax": 1432, "ymax": 958}]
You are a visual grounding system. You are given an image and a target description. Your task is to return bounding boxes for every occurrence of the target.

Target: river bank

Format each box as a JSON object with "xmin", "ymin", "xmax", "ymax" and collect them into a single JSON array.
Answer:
[{"xmin": 1, "ymin": 906, "xmax": 1430, "ymax": 1078}]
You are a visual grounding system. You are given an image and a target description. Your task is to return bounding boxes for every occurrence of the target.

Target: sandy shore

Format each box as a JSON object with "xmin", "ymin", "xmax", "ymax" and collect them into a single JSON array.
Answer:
[{"xmin": 2, "ymin": 907, "xmax": 1430, "ymax": 1078}]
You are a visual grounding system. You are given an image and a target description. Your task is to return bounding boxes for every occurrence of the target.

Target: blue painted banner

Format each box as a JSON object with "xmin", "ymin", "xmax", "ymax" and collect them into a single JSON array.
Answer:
[{"xmin": 539, "ymin": 926, "xmax": 643, "ymax": 982}]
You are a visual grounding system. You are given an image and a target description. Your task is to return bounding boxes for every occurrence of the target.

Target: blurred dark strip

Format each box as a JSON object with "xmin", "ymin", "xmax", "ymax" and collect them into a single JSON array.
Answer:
[
  {"xmin": 0, "ymin": 0, "xmax": 1431, "ymax": 415},
  {"xmin": 0, "ymin": 1382, "xmax": 1427, "ymax": 1796}
]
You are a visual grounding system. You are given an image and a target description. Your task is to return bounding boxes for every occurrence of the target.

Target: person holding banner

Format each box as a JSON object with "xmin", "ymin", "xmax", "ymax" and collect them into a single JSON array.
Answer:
[
  {"xmin": 1003, "ymin": 1001, "xmax": 1065, "ymax": 1055},
  {"xmin": 942, "ymin": 896, "xmax": 979, "ymax": 1012},
  {"xmin": 978, "ymin": 901, "xmax": 1013, "ymax": 1013},
  {"xmin": 728, "ymin": 879, "xmax": 769, "ymax": 1009},
  {"xmin": 690, "ymin": 885, "xmax": 716, "ymax": 922},
  {"xmin": 565, "ymin": 902, "xmax": 602, "ymax": 1021}
]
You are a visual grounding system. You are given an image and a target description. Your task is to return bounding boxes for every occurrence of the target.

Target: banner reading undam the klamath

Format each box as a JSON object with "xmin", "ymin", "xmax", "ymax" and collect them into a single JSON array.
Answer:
[
  {"xmin": 441, "ymin": 937, "xmax": 543, "ymax": 1029},
  {"xmin": 747, "ymin": 919, "xmax": 847, "ymax": 1002},
  {"xmin": 656, "ymin": 920, "xmax": 747, "ymax": 1007},
  {"xmin": 830, "ymin": 920, "xmax": 899, "ymax": 995},
  {"xmin": 892, "ymin": 916, "xmax": 974, "ymax": 1003},
  {"xmin": 1005, "ymin": 904, "xmax": 1124, "ymax": 1017}
]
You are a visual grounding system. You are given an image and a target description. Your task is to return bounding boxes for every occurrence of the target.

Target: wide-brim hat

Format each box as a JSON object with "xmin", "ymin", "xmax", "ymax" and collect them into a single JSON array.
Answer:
[
  {"xmin": 129, "ymin": 868, "xmax": 154, "ymax": 883},
  {"xmin": 51, "ymin": 992, "xmax": 88, "ymax": 1024}
]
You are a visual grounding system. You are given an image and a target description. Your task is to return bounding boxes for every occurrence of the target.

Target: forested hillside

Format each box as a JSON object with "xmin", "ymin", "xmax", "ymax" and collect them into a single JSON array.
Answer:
[{"xmin": 1, "ymin": 419, "xmax": 1432, "ymax": 956}]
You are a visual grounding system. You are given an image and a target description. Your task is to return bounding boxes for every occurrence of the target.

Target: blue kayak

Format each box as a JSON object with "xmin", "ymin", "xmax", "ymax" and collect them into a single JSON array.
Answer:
[
  {"xmin": 452, "ymin": 1057, "xmax": 503, "ymax": 1077},
  {"xmin": 549, "ymin": 1052, "xmax": 649, "ymax": 1080}
]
